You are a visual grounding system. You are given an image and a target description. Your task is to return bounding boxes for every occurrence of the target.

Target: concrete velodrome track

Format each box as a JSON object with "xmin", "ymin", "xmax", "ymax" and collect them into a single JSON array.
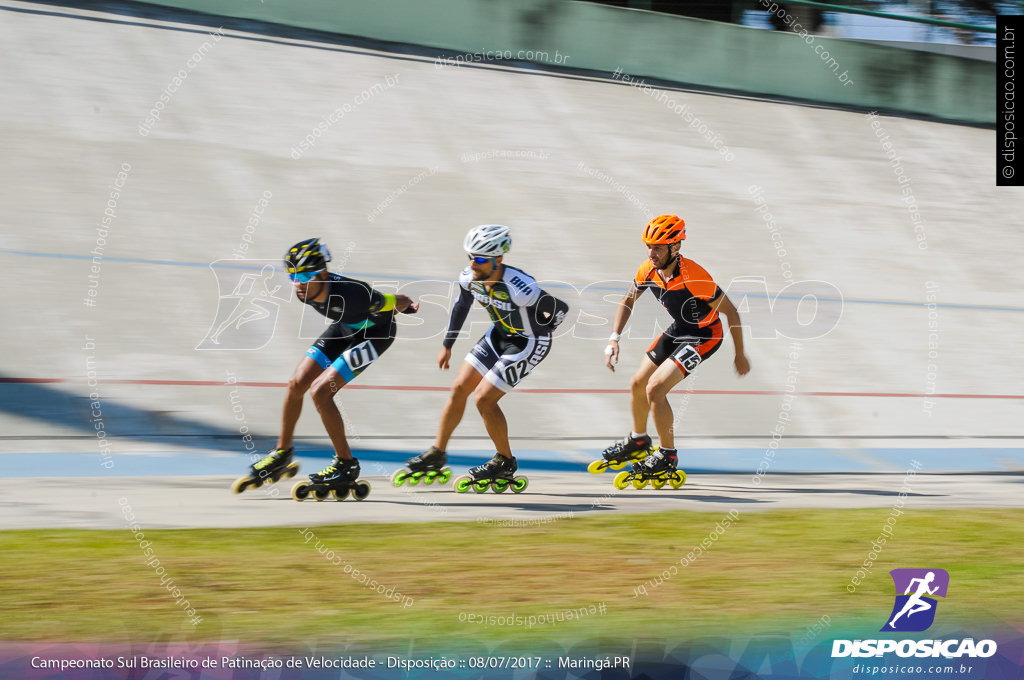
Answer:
[{"xmin": 1, "ymin": 1, "xmax": 1022, "ymax": 530}]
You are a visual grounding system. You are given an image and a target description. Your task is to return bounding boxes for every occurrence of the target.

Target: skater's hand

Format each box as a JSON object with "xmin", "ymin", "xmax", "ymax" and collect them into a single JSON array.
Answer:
[
  {"xmin": 395, "ymin": 295, "xmax": 419, "ymax": 314},
  {"xmin": 734, "ymin": 353, "xmax": 750, "ymax": 376},
  {"xmin": 604, "ymin": 340, "xmax": 619, "ymax": 372},
  {"xmin": 438, "ymin": 346, "xmax": 452, "ymax": 370}
]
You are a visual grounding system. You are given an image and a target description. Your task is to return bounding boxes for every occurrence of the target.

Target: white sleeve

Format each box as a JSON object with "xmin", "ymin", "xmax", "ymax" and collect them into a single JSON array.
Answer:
[{"xmin": 505, "ymin": 269, "xmax": 541, "ymax": 307}]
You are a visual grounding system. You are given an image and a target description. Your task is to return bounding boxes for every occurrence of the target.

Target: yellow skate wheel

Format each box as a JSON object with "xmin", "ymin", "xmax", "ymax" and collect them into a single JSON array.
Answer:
[
  {"xmin": 290, "ymin": 482, "xmax": 311, "ymax": 502},
  {"xmin": 285, "ymin": 462, "xmax": 299, "ymax": 479},
  {"xmin": 587, "ymin": 460, "xmax": 607, "ymax": 475},
  {"xmin": 632, "ymin": 477, "xmax": 648, "ymax": 489},
  {"xmin": 669, "ymin": 471, "xmax": 686, "ymax": 489},
  {"xmin": 613, "ymin": 471, "xmax": 631, "ymax": 490},
  {"xmin": 231, "ymin": 476, "xmax": 252, "ymax": 494},
  {"xmin": 651, "ymin": 477, "xmax": 667, "ymax": 489},
  {"xmin": 610, "ymin": 460, "xmax": 628, "ymax": 470}
]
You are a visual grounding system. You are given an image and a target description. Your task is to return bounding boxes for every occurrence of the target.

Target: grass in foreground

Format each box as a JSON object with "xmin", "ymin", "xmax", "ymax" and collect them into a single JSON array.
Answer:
[{"xmin": 1, "ymin": 509, "xmax": 1021, "ymax": 647}]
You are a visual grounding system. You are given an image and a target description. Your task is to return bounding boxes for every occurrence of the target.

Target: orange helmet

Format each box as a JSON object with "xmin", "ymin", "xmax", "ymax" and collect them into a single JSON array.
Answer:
[{"xmin": 642, "ymin": 215, "xmax": 686, "ymax": 245}]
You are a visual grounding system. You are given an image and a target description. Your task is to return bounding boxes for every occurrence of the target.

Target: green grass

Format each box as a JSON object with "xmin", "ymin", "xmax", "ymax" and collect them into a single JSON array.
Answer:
[{"xmin": 2, "ymin": 509, "xmax": 1020, "ymax": 647}]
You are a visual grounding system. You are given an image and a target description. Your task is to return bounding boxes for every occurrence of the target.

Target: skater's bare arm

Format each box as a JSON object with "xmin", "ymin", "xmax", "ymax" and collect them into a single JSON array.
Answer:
[
  {"xmin": 606, "ymin": 285, "xmax": 643, "ymax": 372},
  {"xmin": 710, "ymin": 292, "xmax": 750, "ymax": 376}
]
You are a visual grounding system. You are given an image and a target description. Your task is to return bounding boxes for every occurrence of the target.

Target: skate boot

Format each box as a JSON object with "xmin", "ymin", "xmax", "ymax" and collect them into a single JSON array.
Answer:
[
  {"xmin": 613, "ymin": 448, "xmax": 686, "ymax": 491},
  {"xmin": 587, "ymin": 433, "xmax": 654, "ymax": 474},
  {"xmin": 291, "ymin": 457, "xmax": 371, "ymax": 502},
  {"xmin": 231, "ymin": 446, "xmax": 299, "ymax": 494},
  {"xmin": 391, "ymin": 446, "xmax": 452, "ymax": 487},
  {"xmin": 454, "ymin": 453, "xmax": 528, "ymax": 494}
]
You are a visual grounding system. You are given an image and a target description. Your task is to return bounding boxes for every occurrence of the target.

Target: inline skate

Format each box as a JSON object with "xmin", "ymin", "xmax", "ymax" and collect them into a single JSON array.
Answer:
[
  {"xmin": 612, "ymin": 448, "xmax": 686, "ymax": 490},
  {"xmin": 291, "ymin": 457, "xmax": 371, "ymax": 501},
  {"xmin": 231, "ymin": 447, "xmax": 299, "ymax": 493},
  {"xmin": 453, "ymin": 453, "xmax": 528, "ymax": 494},
  {"xmin": 391, "ymin": 446, "xmax": 452, "ymax": 487},
  {"xmin": 587, "ymin": 434, "xmax": 654, "ymax": 474}
]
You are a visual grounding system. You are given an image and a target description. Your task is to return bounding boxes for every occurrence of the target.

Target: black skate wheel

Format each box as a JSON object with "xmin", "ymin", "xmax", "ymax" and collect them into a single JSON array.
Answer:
[
  {"xmin": 231, "ymin": 477, "xmax": 252, "ymax": 494},
  {"xmin": 331, "ymin": 487, "xmax": 350, "ymax": 501},
  {"xmin": 291, "ymin": 482, "xmax": 311, "ymax": 502},
  {"xmin": 390, "ymin": 469, "xmax": 409, "ymax": 487},
  {"xmin": 511, "ymin": 476, "xmax": 529, "ymax": 494},
  {"xmin": 352, "ymin": 481, "xmax": 372, "ymax": 501},
  {"xmin": 286, "ymin": 463, "xmax": 299, "ymax": 479},
  {"xmin": 313, "ymin": 487, "xmax": 331, "ymax": 501}
]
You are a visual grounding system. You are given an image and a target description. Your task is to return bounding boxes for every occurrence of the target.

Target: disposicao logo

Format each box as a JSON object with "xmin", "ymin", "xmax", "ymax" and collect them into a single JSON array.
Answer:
[
  {"xmin": 882, "ymin": 568, "xmax": 949, "ymax": 632},
  {"xmin": 831, "ymin": 569, "xmax": 997, "ymax": 659}
]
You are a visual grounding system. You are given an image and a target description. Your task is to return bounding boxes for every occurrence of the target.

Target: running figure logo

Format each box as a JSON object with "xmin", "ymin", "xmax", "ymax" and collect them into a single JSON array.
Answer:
[
  {"xmin": 197, "ymin": 260, "xmax": 291, "ymax": 350},
  {"xmin": 881, "ymin": 568, "xmax": 950, "ymax": 632}
]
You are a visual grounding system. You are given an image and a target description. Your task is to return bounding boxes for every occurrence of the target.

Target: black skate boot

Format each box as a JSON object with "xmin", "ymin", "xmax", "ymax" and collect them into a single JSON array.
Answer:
[
  {"xmin": 292, "ymin": 457, "xmax": 371, "ymax": 502},
  {"xmin": 454, "ymin": 454, "xmax": 528, "ymax": 494},
  {"xmin": 588, "ymin": 434, "xmax": 653, "ymax": 474},
  {"xmin": 392, "ymin": 446, "xmax": 451, "ymax": 487},
  {"xmin": 231, "ymin": 446, "xmax": 298, "ymax": 494}
]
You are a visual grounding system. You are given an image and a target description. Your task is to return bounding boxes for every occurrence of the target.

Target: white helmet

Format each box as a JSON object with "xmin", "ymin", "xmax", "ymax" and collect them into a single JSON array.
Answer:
[{"xmin": 463, "ymin": 224, "xmax": 512, "ymax": 257}]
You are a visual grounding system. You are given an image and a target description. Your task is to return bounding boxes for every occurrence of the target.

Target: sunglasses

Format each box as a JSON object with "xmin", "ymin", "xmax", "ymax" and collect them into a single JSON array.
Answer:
[
  {"xmin": 468, "ymin": 255, "xmax": 492, "ymax": 265},
  {"xmin": 288, "ymin": 269, "xmax": 323, "ymax": 283}
]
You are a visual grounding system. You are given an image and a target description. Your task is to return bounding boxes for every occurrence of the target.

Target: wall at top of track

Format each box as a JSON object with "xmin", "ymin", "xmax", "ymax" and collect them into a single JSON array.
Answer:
[{"xmin": 134, "ymin": 0, "xmax": 994, "ymax": 124}]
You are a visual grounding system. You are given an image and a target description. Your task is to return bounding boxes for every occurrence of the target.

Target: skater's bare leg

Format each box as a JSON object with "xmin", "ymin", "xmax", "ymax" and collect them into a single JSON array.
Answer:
[
  {"xmin": 646, "ymin": 360, "xmax": 688, "ymax": 451},
  {"xmin": 434, "ymin": 361, "xmax": 484, "ymax": 451},
  {"xmin": 277, "ymin": 356, "xmax": 323, "ymax": 450},
  {"xmin": 629, "ymin": 357, "xmax": 659, "ymax": 434},
  {"xmin": 309, "ymin": 367, "xmax": 352, "ymax": 460},
  {"xmin": 475, "ymin": 381, "xmax": 512, "ymax": 457}
]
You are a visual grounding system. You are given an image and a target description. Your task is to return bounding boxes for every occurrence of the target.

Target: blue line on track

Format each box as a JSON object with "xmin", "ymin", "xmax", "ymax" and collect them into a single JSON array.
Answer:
[
  {"xmin": 3, "ymin": 248, "xmax": 1022, "ymax": 312},
  {"xmin": 5, "ymin": 447, "xmax": 1023, "ymax": 478}
]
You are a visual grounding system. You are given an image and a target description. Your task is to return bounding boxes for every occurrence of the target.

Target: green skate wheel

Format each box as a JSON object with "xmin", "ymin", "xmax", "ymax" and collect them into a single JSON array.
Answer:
[
  {"xmin": 352, "ymin": 481, "xmax": 372, "ymax": 501},
  {"xmin": 632, "ymin": 477, "xmax": 648, "ymax": 490},
  {"xmin": 313, "ymin": 487, "xmax": 331, "ymax": 501},
  {"xmin": 331, "ymin": 487, "xmax": 350, "ymax": 501},
  {"xmin": 651, "ymin": 477, "xmax": 667, "ymax": 490},
  {"xmin": 407, "ymin": 473, "xmax": 422, "ymax": 486},
  {"xmin": 231, "ymin": 476, "xmax": 252, "ymax": 494},
  {"xmin": 492, "ymin": 479, "xmax": 510, "ymax": 493},
  {"xmin": 473, "ymin": 480, "xmax": 490, "ymax": 494},
  {"xmin": 291, "ymin": 482, "xmax": 311, "ymax": 502},
  {"xmin": 669, "ymin": 471, "xmax": 686, "ymax": 489},
  {"xmin": 587, "ymin": 460, "xmax": 607, "ymax": 475},
  {"xmin": 390, "ymin": 469, "xmax": 409, "ymax": 487},
  {"xmin": 453, "ymin": 475, "xmax": 472, "ymax": 493},
  {"xmin": 511, "ymin": 476, "xmax": 529, "ymax": 494},
  {"xmin": 439, "ymin": 468, "xmax": 452, "ymax": 484},
  {"xmin": 613, "ymin": 471, "xmax": 631, "ymax": 490}
]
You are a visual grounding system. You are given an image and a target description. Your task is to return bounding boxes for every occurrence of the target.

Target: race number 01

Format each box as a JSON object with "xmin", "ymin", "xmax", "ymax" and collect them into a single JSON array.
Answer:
[{"xmin": 343, "ymin": 340, "xmax": 379, "ymax": 371}]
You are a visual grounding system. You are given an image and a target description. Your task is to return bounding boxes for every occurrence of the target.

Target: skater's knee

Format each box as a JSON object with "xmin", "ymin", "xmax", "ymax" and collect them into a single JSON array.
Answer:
[
  {"xmin": 646, "ymin": 379, "xmax": 671, "ymax": 402},
  {"xmin": 630, "ymin": 372, "xmax": 650, "ymax": 394},
  {"xmin": 451, "ymin": 379, "xmax": 475, "ymax": 400},
  {"xmin": 309, "ymin": 378, "xmax": 340, "ymax": 407}
]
